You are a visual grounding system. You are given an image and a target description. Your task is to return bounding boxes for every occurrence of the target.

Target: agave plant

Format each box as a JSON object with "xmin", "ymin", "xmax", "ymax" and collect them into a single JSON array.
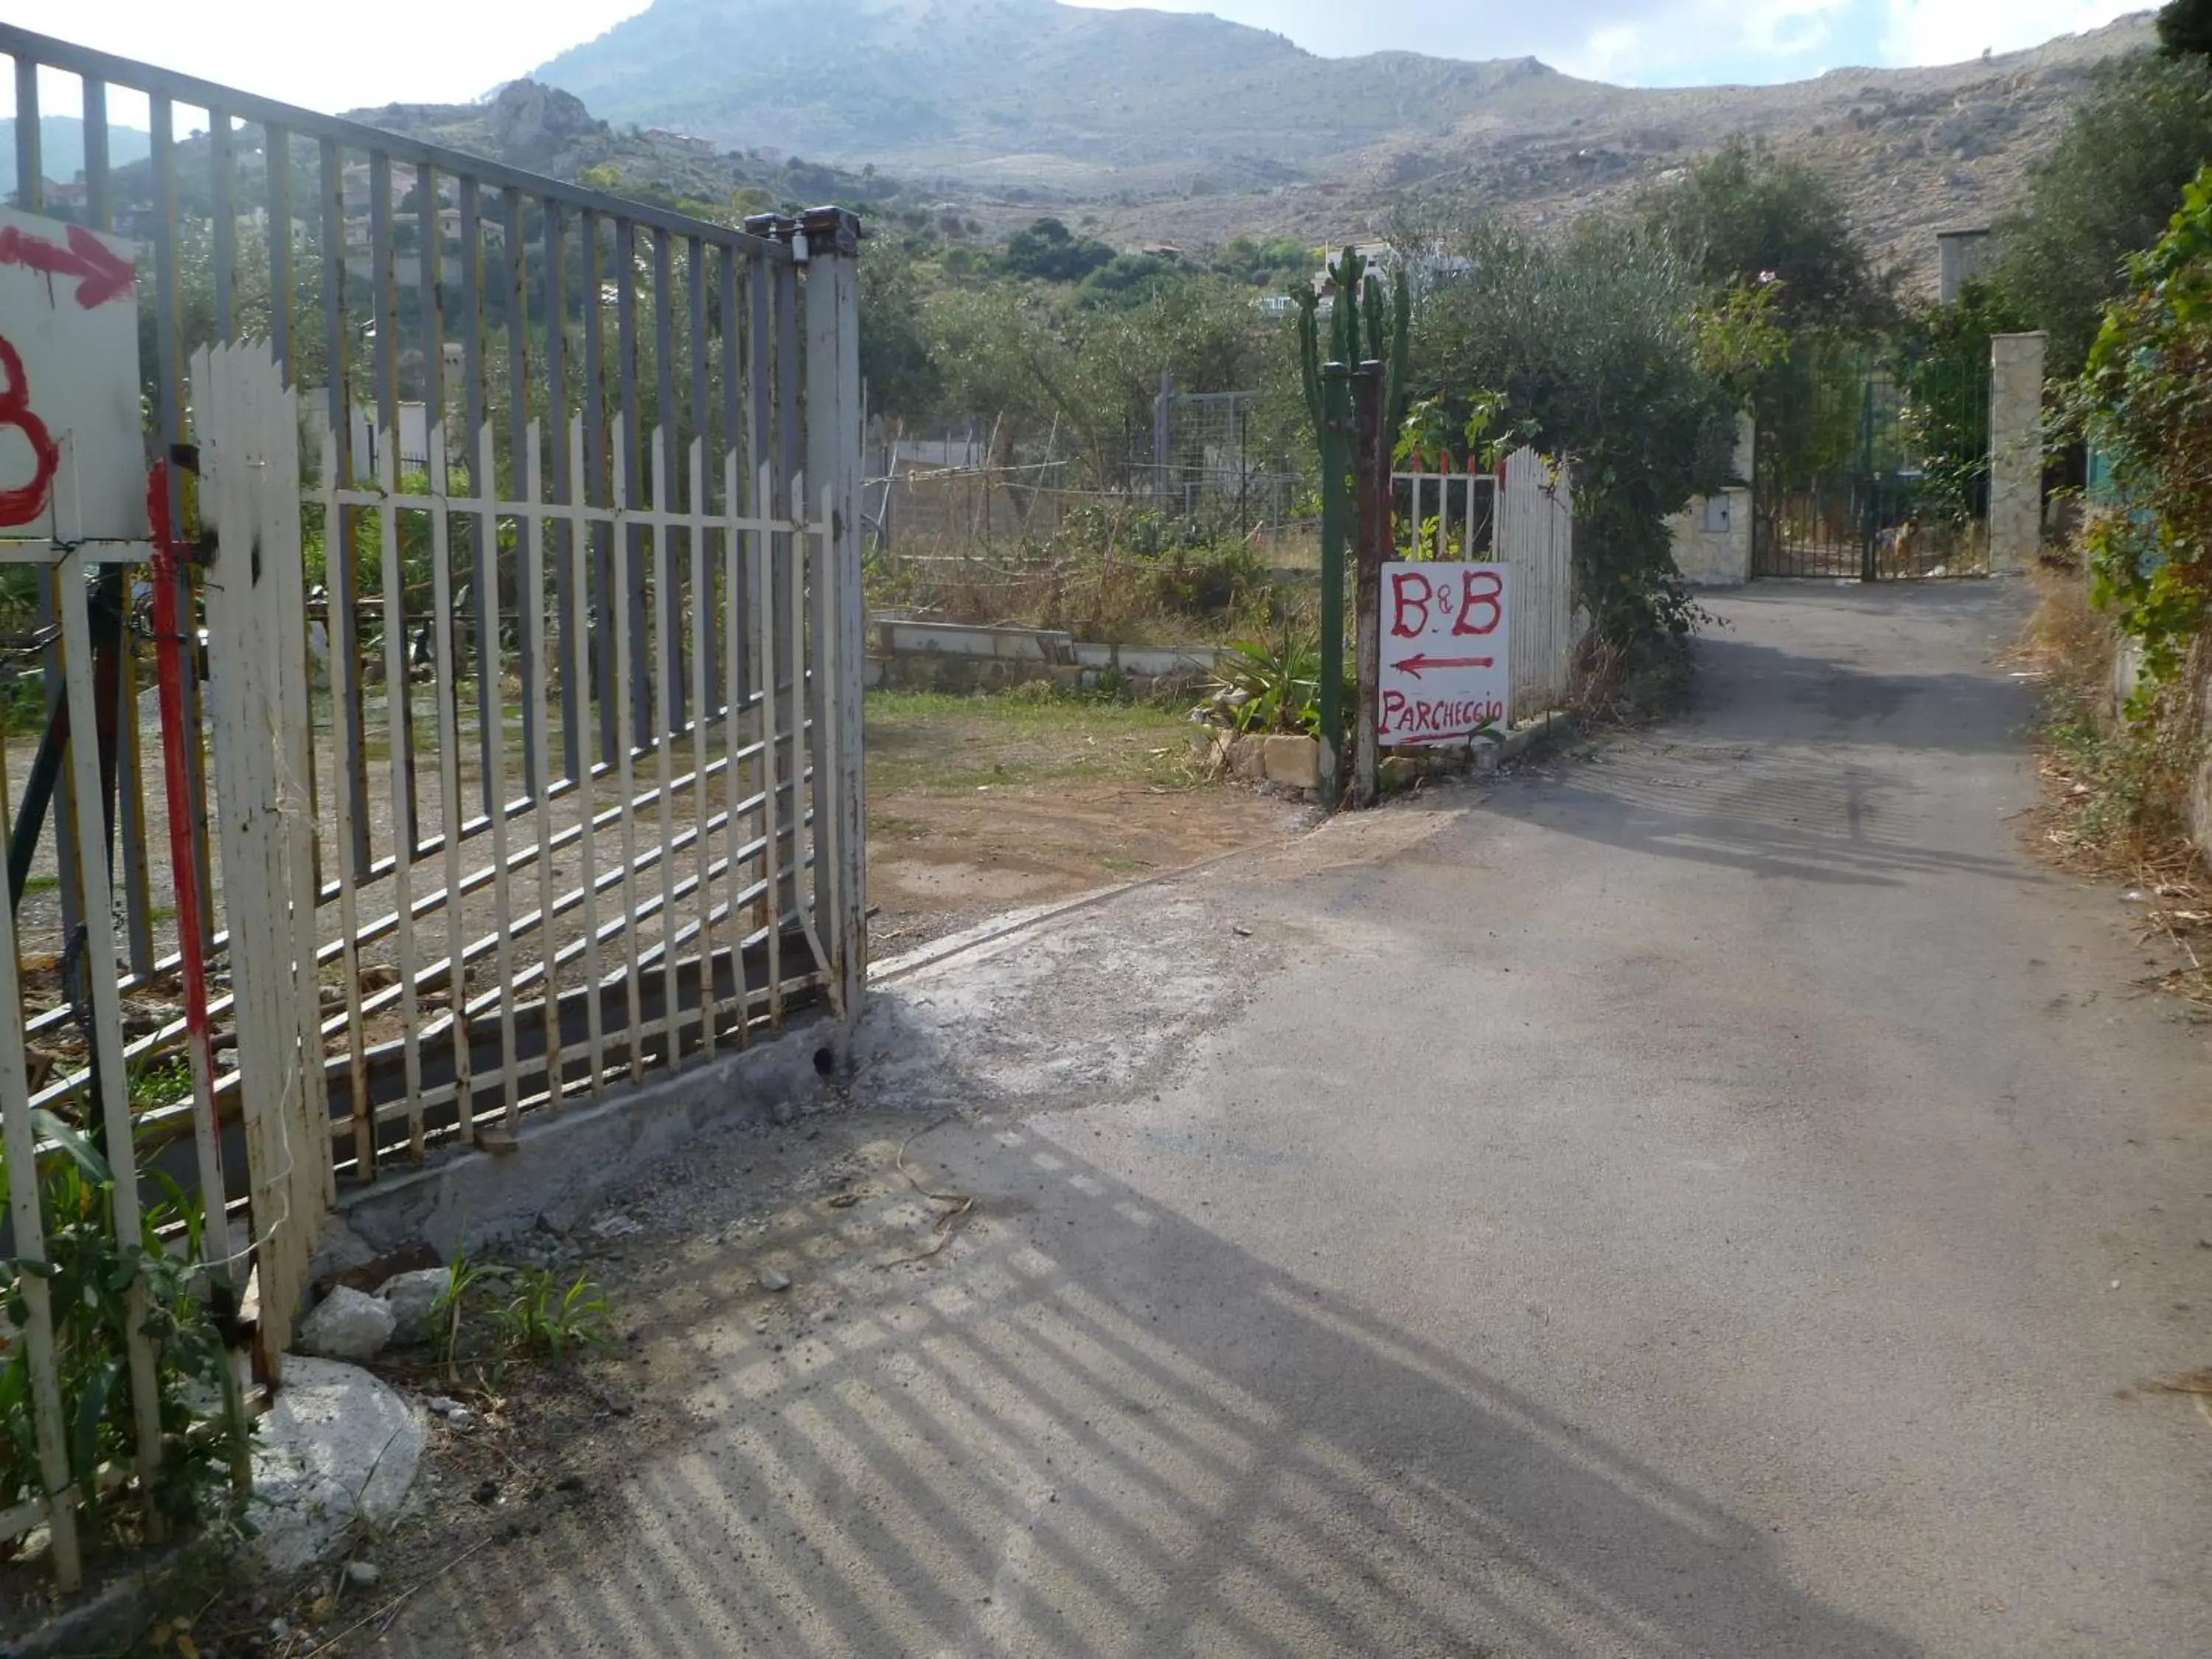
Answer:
[{"xmin": 1204, "ymin": 626, "xmax": 1353, "ymax": 739}]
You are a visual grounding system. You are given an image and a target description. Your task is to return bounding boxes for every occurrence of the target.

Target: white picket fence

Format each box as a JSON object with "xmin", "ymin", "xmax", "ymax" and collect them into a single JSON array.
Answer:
[{"xmin": 1396, "ymin": 447, "xmax": 1582, "ymax": 720}]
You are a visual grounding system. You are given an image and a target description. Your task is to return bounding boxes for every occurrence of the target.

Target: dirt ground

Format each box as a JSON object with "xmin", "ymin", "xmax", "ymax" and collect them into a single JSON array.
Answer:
[{"xmin": 861, "ymin": 691, "xmax": 1310, "ymax": 954}]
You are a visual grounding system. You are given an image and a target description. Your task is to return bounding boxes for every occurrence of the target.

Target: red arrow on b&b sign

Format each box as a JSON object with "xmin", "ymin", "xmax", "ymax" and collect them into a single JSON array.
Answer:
[
  {"xmin": 0, "ymin": 222, "xmax": 136, "ymax": 309},
  {"xmin": 1391, "ymin": 653, "xmax": 1496, "ymax": 678}
]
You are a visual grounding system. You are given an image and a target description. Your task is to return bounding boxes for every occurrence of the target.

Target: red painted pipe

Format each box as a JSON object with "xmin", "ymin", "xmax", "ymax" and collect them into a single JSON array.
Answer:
[{"xmin": 145, "ymin": 464, "xmax": 223, "ymax": 1203}]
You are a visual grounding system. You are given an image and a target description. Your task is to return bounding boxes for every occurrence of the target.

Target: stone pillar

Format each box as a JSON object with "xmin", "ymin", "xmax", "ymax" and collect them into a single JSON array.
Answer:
[{"xmin": 1989, "ymin": 332, "xmax": 2046, "ymax": 572}]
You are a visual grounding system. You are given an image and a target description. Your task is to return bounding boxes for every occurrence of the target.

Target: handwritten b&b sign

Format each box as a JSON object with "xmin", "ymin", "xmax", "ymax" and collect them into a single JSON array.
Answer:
[
  {"xmin": 0, "ymin": 205, "xmax": 143, "ymax": 544},
  {"xmin": 1377, "ymin": 560, "xmax": 1510, "ymax": 745}
]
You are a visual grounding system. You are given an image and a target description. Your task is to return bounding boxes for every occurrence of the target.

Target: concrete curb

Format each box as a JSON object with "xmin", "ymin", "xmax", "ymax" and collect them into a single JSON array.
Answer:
[
  {"xmin": 0, "ymin": 1550, "xmax": 184, "ymax": 1659},
  {"xmin": 335, "ymin": 1015, "xmax": 841, "ymax": 1261},
  {"xmin": 1495, "ymin": 709, "xmax": 1573, "ymax": 765}
]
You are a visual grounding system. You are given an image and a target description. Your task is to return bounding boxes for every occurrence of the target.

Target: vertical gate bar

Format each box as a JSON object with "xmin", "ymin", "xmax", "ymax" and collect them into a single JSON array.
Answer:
[
  {"xmin": 428, "ymin": 425, "xmax": 473, "ymax": 1144},
  {"xmin": 545, "ymin": 201, "xmax": 580, "ymax": 785},
  {"xmin": 719, "ymin": 248, "xmax": 743, "ymax": 706},
  {"xmin": 651, "ymin": 429, "xmax": 680, "ymax": 1069},
  {"xmin": 58, "ymin": 549, "xmax": 166, "ymax": 1534},
  {"xmin": 411, "ymin": 162, "xmax": 441, "ymax": 856},
  {"xmin": 506, "ymin": 187, "xmax": 536, "ymax": 789},
  {"xmin": 800, "ymin": 215, "xmax": 864, "ymax": 1016},
  {"xmin": 788, "ymin": 469, "xmax": 815, "ymax": 980},
  {"xmin": 653, "ymin": 229, "xmax": 684, "ymax": 733},
  {"xmin": 804, "ymin": 473, "xmax": 832, "ymax": 964},
  {"xmin": 265, "ymin": 123, "xmax": 316, "ymax": 941},
  {"xmin": 265, "ymin": 123, "xmax": 292, "ymax": 378},
  {"xmin": 265, "ymin": 359, "xmax": 333, "ymax": 1216},
  {"xmin": 318, "ymin": 428, "xmax": 372, "ymax": 1181},
  {"xmin": 617, "ymin": 220, "xmax": 647, "ymax": 750},
  {"xmin": 369, "ymin": 151, "xmax": 412, "ymax": 882},
  {"xmin": 742, "ymin": 265, "xmax": 769, "ymax": 952},
  {"xmin": 164, "ymin": 108, "xmax": 214, "ymax": 959},
  {"xmin": 0, "ymin": 800, "xmax": 81, "ymax": 1591},
  {"xmin": 611, "ymin": 417, "xmax": 644, "ymax": 1082},
  {"xmin": 771, "ymin": 258, "xmax": 801, "ymax": 928},
  {"xmin": 198, "ymin": 343, "xmax": 303, "ymax": 1374},
  {"xmin": 689, "ymin": 237, "xmax": 715, "ymax": 723},
  {"xmin": 147, "ymin": 462, "xmax": 229, "ymax": 1263},
  {"xmin": 688, "ymin": 439, "xmax": 714, "ymax": 1056},
  {"xmin": 83, "ymin": 75, "xmax": 110, "ymax": 231},
  {"xmin": 457, "ymin": 178, "xmax": 493, "ymax": 818},
  {"xmin": 476, "ymin": 417, "xmax": 518, "ymax": 1130},
  {"xmin": 566, "ymin": 418, "xmax": 604, "ymax": 1093},
  {"xmin": 811, "ymin": 486, "xmax": 841, "ymax": 1001},
  {"xmin": 1, "ymin": 69, "xmax": 72, "ymax": 1548},
  {"xmin": 723, "ymin": 449, "xmax": 749, "ymax": 1047},
  {"xmin": 14, "ymin": 60, "xmax": 45, "ymax": 907},
  {"xmin": 377, "ymin": 416, "xmax": 425, "ymax": 1160},
  {"xmin": 113, "ymin": 542, "xmax": 153, "ymax": 978},
  {"xmin": 35, "ymin": 69, "xmax": 80, "ymax": 951},
  {"xmin": 524, "ymin": 425, "xmax": 563, "ymax": 1111},
  {"xmin": 10, "ymin": 55, "xmax": 36, "ymax": 209},
  {"xmin": 583, "ymin": 211, "xmax": 613, "ymax": 768},
  {"xmin": 745, "ymin": 251, "xmax": 770, "ymax": 871},
  {"xmin": 210, "ymin": 110, "xmax": 234, "ymax": 335},
  {"xmin": 746, "ymin": 257, "xmax": 770, "ymax": 535},
  {"xmin": 321, "ymin": 138, "xmax": 372, "ymax": 883},
  {"xmin": 751, "ymin": 462, "xmax": 782, "ymax": 1033}
]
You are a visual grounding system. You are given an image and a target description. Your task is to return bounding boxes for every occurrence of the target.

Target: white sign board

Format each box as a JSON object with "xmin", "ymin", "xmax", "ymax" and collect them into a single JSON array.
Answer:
[
  {"xmin": 0, "ymin": 206, "xmax": 144, "ymax": 543},
  {"xmin": 1377, "ymin": 560, "xmax": 1511, "ymax": 745}
]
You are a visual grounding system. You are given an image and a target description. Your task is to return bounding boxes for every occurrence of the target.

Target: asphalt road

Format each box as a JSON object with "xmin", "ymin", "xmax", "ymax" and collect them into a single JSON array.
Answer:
[{"xmin": 382, "ymin": 582, "xmax": 2211, "ymax": 1658}]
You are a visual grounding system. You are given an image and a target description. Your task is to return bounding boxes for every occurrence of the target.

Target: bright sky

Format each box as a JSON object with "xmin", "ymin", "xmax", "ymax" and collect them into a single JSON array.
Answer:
[{"xmin": 1, "ymin": 0, "xmax": 2151, "ymax": 124}]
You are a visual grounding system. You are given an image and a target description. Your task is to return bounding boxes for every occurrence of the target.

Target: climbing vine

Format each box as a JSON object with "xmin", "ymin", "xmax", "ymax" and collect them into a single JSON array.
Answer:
[{"xmin": 2077, "ymin": 161, "xmax": 2212, "ymax": 712}]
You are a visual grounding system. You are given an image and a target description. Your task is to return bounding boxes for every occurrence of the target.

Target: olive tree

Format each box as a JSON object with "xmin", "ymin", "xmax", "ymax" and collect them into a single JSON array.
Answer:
[{"xmin": 1408, "ymin": 215, "xmax": 1742, "ymax": 652}]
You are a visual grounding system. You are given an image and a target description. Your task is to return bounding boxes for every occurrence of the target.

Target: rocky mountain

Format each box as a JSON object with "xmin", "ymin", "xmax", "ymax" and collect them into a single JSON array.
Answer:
[
  {"xmin": 343, "ymin": 79, "xmax": 907, "ymax": 222},
  {"xmin": 532, "ymin": 0, "xmax": 2160, "ymax": 288},
  {"xmin": 1, "ymin": 116, "xmax": 152, "ymax": 191}
]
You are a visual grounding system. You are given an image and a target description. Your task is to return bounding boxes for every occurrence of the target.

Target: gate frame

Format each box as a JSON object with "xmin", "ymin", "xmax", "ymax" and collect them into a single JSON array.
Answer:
[{"xmin": 0, "ymin": 25, "xmax": 869, "ymax": 1590}]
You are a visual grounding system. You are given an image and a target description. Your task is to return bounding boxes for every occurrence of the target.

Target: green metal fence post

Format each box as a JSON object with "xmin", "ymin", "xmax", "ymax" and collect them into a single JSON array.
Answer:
[{"xmin": 1318, "ymin": 361, "xmax": 1352, "ymax": 807}]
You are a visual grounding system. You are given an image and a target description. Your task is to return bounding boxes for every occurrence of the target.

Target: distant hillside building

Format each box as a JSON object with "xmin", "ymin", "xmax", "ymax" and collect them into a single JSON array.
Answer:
[{"xmin": 1937, "ymin": 228, "xmax": 1992, "ymax": 304}]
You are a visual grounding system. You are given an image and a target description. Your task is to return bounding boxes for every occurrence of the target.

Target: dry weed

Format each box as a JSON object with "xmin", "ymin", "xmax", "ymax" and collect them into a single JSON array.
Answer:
[{"xmin": 2020, "ymin": 568, "xmax": 2212, "ymax": 1013}]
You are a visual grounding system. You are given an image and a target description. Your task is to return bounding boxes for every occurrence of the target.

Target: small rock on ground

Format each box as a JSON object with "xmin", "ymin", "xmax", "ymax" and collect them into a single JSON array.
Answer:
[
  {"xmin": 297, "ymin": 1286, "xmax": 395, "ymax": 1363},
  {"xmin": 376, "ymin": 1266, "xmax": 450, "ymax": 1347},
  {"xmin": 759, "ymin": 1267, "xmax": 793, "ymax": 1293},
  {"xmin": 253, "ymin": 1356, "xmax": 424, "ymax": 1573}
]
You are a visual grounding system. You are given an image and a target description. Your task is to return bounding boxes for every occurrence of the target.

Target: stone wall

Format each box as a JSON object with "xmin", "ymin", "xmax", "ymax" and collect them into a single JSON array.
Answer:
[
  {"xmin": 866, "ymin": 619, "xmax": 1221, "ymax": 703},
  {"xmin": 1669, "ymin": 413, "xmax": 1755, "ymax": 586}
]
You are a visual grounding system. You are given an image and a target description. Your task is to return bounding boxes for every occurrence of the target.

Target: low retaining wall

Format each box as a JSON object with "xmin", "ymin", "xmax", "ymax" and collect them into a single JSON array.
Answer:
[
  {"xmin": 866, "ymin": 619, "xmax": 1223, "ymax": 700},
  {"xmin": 2107, "ymin": 637, "xmax": 2212, "ymax": 866}
]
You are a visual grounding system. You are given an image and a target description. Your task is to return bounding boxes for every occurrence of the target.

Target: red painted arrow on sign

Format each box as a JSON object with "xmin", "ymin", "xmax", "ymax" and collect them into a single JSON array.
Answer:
[
  {"xmin": 1393, "ymin": 653, "xmax": 1495, "ymax": 678},
  {"xmin": 0, "ymin": 223, "xmax": 135, "ymax": 309}
]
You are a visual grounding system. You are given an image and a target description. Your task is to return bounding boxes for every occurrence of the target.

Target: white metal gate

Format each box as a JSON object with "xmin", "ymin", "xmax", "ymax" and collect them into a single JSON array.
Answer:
[{"xmin": 0, "ymin": 22, "xmax": 866, "ymax": 1589}]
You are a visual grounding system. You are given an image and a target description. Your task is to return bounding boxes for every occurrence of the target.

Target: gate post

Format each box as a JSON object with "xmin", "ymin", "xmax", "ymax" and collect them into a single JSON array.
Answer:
[
  {"xmin": 1989, "ymin": 332, "xmax": 2046, "ymax": 573},
  {"xmin": 196, "ymin": 341, "xmax": 329, "ymax": 1375},
  {"xmin": 800, "ymin": 208, "xmax": 868, "ymax": 1026},
  {"xmin": 1349, "ymin": 360, "xmax": 1388, "ymax": 810}
]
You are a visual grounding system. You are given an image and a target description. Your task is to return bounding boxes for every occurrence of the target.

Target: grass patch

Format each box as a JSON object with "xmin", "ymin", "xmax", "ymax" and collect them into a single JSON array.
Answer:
[{"xmin": 865, "ymin": 688, "xmax": 1198, "ymax": 799}]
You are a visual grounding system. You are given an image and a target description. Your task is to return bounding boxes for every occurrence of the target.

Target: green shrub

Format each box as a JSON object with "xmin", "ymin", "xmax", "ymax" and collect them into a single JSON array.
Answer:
[{"xmin": 0, "ymin": 1115, "xmax": 245, "ymax": 1559}]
